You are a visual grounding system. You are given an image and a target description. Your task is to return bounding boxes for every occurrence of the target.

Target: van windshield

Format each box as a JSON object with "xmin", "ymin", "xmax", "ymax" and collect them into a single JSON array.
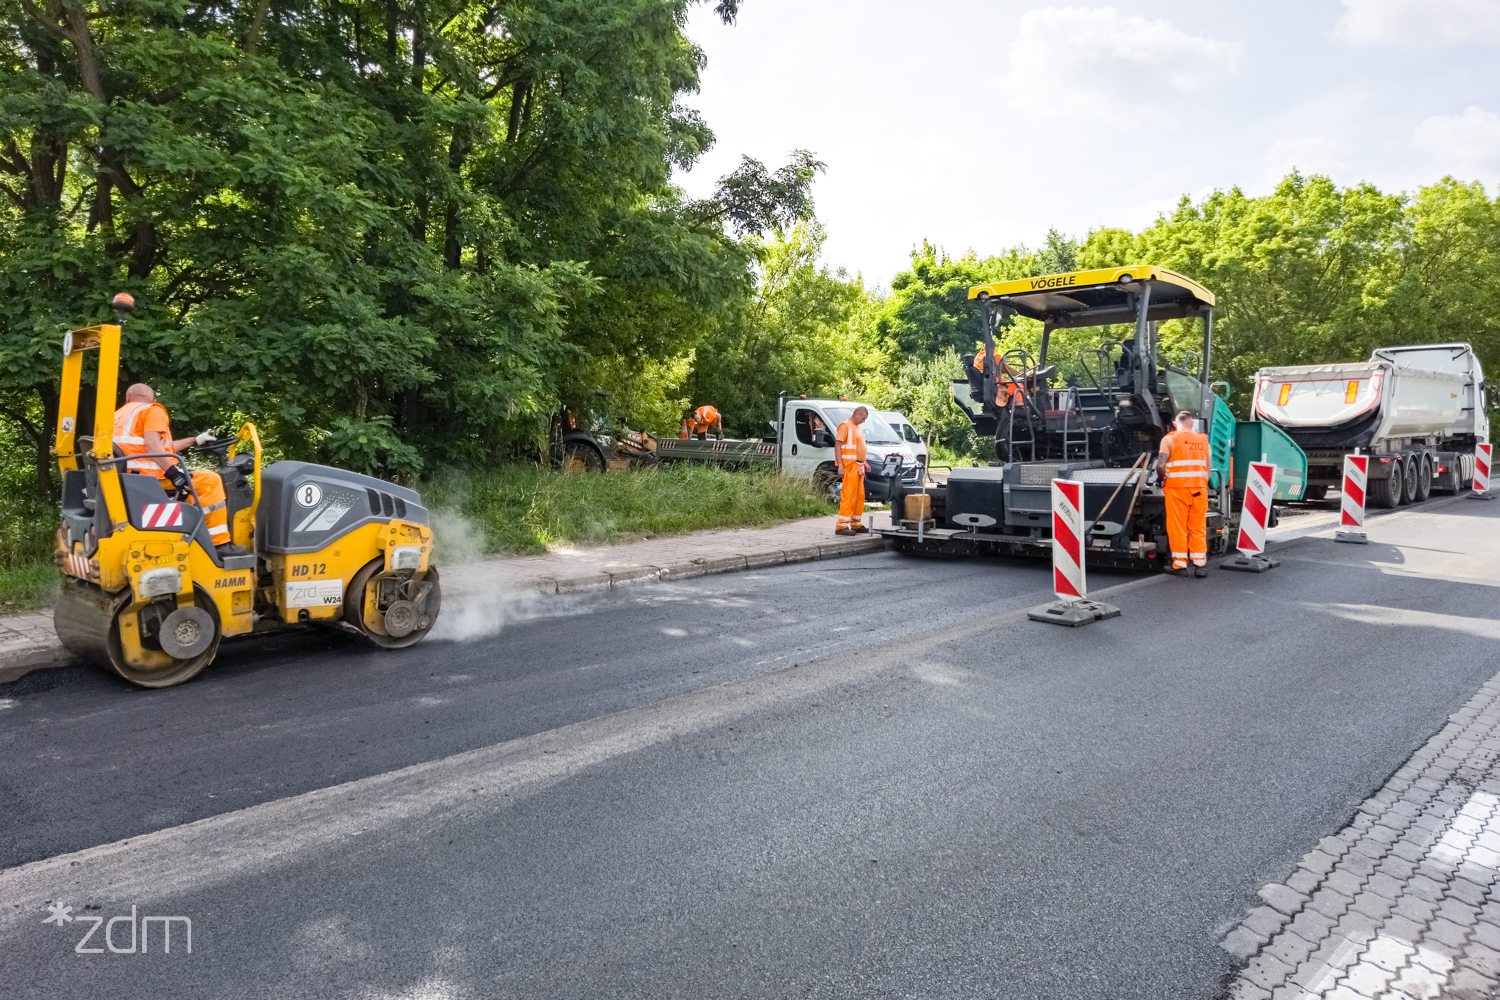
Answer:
[{"xmin": 824, "ymin": 406, "xmax": 902, "ymax": 445}]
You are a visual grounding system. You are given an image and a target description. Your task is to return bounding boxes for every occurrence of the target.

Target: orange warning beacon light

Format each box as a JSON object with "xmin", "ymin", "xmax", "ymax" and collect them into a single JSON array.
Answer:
[{"xmin": 111, "ymin": 292, "xmax": 135, "ymax": 317}]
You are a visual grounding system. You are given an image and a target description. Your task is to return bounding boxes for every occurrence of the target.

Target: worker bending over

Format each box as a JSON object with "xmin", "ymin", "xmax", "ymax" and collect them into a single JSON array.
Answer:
[
  {"xmin": 834, "ymin": 406, "xmax": 870, "ymax": 535},
  {"xmin": 680, "ymin": 404, "xmax": 723, "ymax": 440},
  {"xmin": 114, "ymin": 383, "xmax": 239, "ymax": 552},
  {"xmin": 989, "ymin": 349, "xmax": 1025, "ymax": 407},
  {"xmin": 1157, "ymin": 409, "xmax": 1210, "ymax": 576}
]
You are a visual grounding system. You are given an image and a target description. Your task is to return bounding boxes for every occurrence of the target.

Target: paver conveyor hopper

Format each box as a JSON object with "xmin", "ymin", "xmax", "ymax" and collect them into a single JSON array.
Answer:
[
  {"xmin": 880, "ymin": 265, "xmax": 1308, "ymax": 569},
  {"xmin": 51, "ymin": 296, "xmax": 441, "ymax": 687}
]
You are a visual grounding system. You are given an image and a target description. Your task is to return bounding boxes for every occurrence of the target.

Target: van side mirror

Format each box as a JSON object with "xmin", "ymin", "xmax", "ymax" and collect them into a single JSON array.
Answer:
[{"xmin": 811, "ymin": 430, "xmax": 834, "ymax": 448}]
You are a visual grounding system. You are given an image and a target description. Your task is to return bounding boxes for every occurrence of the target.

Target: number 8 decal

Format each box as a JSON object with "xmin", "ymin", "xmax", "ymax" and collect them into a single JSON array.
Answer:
[{"xmin": 296, "ymin": 483, "xmax": 323, "ymax": 508}]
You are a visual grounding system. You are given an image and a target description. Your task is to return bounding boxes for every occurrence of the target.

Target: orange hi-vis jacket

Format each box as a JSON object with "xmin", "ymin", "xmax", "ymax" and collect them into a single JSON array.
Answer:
[
  {"xmin": 692, "ymin": 405, "xmax": 719, "ymax": 429},
  {"xmin": 114, "ymin": 401, "xmax": 175, "ymax": 478},
  {"xmin": 1160, "ymin": 430, "xmax": 1210, "ymax": 489},
  {"xmin": 835, "ymin": 418, "xmax": 866, "ymax": 472},
  {"xmin": 990, "ymin": 349, "xmax": 1023, "ymax": 405}
]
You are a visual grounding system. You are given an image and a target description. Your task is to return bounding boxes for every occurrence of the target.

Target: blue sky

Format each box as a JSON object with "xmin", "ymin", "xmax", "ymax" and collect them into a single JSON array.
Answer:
[{"xmin": 676, "ymin": 0, "xmax": 1500, "ymax": 284}]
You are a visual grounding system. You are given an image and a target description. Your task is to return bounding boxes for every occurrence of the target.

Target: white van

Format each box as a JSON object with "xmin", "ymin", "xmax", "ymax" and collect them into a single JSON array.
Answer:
[
  {"xmin": 879, "ymin": 411, "xmax": 928, "ymax": 467},
  {"xmin": 777, "ymin": 399, "xmax": 921, "ymax": 499}
]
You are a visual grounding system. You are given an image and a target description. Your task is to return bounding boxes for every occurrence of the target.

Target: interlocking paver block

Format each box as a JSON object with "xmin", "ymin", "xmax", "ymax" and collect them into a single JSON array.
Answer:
[
  {"xmin": 1360, "ymin": 934, "xmax": 1415, "ymax": 973},
  {"xmin": 1350, "ymin": 891, "xmax": 1397, "ymax": 922},
  {"xmin": 1222, "ymin": 926, "xmax": 1266, "ymax": 960},
  {"xmin": 1228, "ymin": 981, "xmax": 1272, "ymax": 1000},
  {"xmin": 1289, "ymin": 959, "xmax": 1343, "ymax": 992},
  {"xmin": 1244, "ymin": 906, "xmax": 1290, "ymax": 939},
  {"xmin": 1266, "ymin": 930, "xmax": 1317, "ymax": 969},
  {"xmin": 1326, "ymin": 869, "xmax": 1366, "ymax": 897},
  {"xmin": 1268, "ymin": 984, "xmax": 1315, "ymax": 1000},
  {"xmin": 1446, "ymin": 878, "xmax": 1488, "ymax": 908},
  {"xmin": 1391, "ymin": 840, "xmax": 1427, "ymax": 864},
  {"xmin": 1469, "ymin": 920, "xmax": 1500, "ymax": 951},
  {"xmin": 1365, "ymin": 872, "xmax": 1407, "ymax": 900},
  {"xmin": 1341, "ymin": 852, "xmax": 1380, "ymax": 878},
  {"xmin": 1289, "ymin": 908, "xmax": 1338, "ymax": 945},
  {"xmin": 1446, "ymin": 967, "xmax": 1499, "ymax": 999},
  {"xmin": 1321, "ymin": 835, "xmax": 1354, "ymax": 857},
  {"xmin": 1425, "ymin": 916, "xmax": 1472, "ymax": 948},
  {"xmin": 1287, "ymin": 868, "xmax": 1322, "ymax": 895},
  {"xmin": 1243, "ymin": 952, "xmax": 1295, "ymax": 990},
  {"xmin": 1300, "ymin": 850, "xmax": 1340, "ymax": 877},
  {"xmin": 1437, "ymin": 896, "xmax": 1481, "ymax": 927},
  {"xmin": 1459, "ymin": 940, "xmax": 1500, "ymax": 978},
  {"xmin": 1261, "ymin": 882, "xmax": 1309, "ymax": 916},
  {"xmin": 1405, "ymin": 875, "xmax": 1448, "ymax": 904},
  {"xmin": 1339, "ymin": 960, "xmax": 1396, "ymax": 996},
  {"xmin": 1308, "ymin": 887, "xmax": 1355, "ymax": 920}
]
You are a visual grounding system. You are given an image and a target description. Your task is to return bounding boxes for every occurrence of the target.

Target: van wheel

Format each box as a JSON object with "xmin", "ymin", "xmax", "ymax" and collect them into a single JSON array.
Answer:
[
  {"xmin": 1414, "ymin": 455, "xmax": 1433, "ymax": 502},
  {"xmin": 1372, "ymin": 464, "xmax": 1402, "ymax": 509},
  {"xmin": 813, "ymin": 464, "xmax": 840, "ymax": 503}
]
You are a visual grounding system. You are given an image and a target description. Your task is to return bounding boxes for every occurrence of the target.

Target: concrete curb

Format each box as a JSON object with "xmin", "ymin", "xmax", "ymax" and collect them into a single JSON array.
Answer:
[{"xmin": 0, "ymin": 535, "xmax": 887, "ymax": 687}]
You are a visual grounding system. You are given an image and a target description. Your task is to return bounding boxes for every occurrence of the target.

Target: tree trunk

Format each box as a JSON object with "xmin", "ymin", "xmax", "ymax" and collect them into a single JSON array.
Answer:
[{"xmin": 35, "ymin": 382, "xmax": 58, "ymax": 498}]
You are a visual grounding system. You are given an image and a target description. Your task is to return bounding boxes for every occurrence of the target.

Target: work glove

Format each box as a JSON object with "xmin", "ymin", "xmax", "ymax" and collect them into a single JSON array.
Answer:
[
  {"xmin": 195, "ymin": 430, "xmax": 215, "ymax": 445},
  {"xmin": 164, "ymin": 463, "xmax": 190, "ymax": 494}
]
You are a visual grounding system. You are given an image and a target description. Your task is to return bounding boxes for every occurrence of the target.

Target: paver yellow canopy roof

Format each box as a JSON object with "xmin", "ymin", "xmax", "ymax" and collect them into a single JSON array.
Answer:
[{"xmin": 967, "ymin": 265, "xmax": 1215, "ymax": 329}]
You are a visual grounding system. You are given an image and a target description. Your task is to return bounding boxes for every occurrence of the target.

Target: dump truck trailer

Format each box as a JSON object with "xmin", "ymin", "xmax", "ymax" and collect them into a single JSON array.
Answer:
[
  {"xmin": 879, "ymin": 265, "xmax": 1308, "ymax": 571},
  {"xmin": 1252, "ymin": 344, "xmax": 1490, "ymax": 507}
]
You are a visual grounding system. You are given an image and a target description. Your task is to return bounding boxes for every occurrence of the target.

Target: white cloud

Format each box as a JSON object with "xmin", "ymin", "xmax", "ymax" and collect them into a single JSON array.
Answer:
[
  {"xmin": 1412, "ymin": 106, "xmax": 1500, "ymax": 176},
  {"xmin": 998, "ymin": 6, "xmax": 1243, "ymax": 125},
  {"xmin": 1333, "ymin": 0, "xmax": 1500, "ymax": 47},
  {"xmin": 1263, "ymin": 136, "xmax": 1346, "ymax": 181}
]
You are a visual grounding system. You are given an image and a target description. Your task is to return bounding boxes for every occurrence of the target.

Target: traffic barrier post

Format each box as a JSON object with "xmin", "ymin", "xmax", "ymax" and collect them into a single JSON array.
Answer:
[
  {"xmin": 1027, "ymin": 479, "xmax": 1121, "ymax": 626},
  {"xmin": 1223, "ymin": 461, "xmax": 1281, "ymax": 572},
  {"xmin": 1335, "ymin": 454, "xmax": 1368, "ymax": 544},
  {"xmin": 1473, "ymin": 443, "xmax": 1493, "ymax": 500}
]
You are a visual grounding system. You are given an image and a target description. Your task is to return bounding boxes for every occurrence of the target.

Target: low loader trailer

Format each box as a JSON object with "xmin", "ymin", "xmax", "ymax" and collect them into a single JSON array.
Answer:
[
  {"xmin": 879, "ymin": 265, "xmax": 1308, "ymax": 571},
  {"xmin": 1252, "ymin": 344, "xmax": 1491, "ymax": 507}
]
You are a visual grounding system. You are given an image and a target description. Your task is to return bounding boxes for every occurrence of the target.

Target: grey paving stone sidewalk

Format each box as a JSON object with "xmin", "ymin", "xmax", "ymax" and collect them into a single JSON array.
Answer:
[
  {"xmin": 1221, "ymin": 670, "xmax": 1500, "ymax": 1000},
  {"xmin": 0, "ymin": 514, "xmax": 882, "ymax": 685}
]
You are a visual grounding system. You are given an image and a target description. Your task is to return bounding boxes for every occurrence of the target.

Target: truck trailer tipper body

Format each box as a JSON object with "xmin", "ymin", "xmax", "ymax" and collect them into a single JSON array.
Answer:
[{"xmin": 1252, "ymin": 344, "xmax": 1490, "ymax": 507}]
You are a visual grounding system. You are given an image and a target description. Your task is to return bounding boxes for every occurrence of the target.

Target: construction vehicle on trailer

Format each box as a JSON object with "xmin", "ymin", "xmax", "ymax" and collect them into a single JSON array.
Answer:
[
  {"xmin": 52, "ymin": 296, "xmax": 441, "ymax": 688},
  {"xmin": 1251, "ymin": 345, "xmax": 1490, "ymax": 507},
  {"xmin": 879, "ymin": 265, "xmax": 1308, "ymax": 570}
]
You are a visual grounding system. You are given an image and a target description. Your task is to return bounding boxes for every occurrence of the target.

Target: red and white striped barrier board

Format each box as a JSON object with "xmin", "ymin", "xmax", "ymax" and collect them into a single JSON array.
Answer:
[
  {"xmin": 1051, "ymin": 479, "xmax": 1086, "ymax": 602},
  {"xmin": 1235, "ymin": 462, "xmax": 1276, "ymax": 556},
  {"xmin": 1475, "ymin": 443, "xmax": 1492, "ymax": 494},
  {"xmin": 1340, "ymin": 455, "xmax": 1367, "ymax": 528},
  {"xmin": 141, "ymin": 502, "xmax": 185, "ymax": 528}
]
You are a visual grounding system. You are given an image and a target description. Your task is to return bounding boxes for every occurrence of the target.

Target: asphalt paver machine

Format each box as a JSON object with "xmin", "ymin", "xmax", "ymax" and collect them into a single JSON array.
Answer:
[
  {"xmin": 51, "ymin": 297, "xmax": 441, "ymax": 687},
  {"xmin": 880, "ymin": 265, "xmax": 1307, "ymax": 570}
]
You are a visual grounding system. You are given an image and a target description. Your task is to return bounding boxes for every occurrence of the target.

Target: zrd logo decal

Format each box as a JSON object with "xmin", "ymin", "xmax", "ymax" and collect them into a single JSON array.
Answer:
[{"xmin": 296, "ymin": 483, "xmax": 323, "ymax": 508}]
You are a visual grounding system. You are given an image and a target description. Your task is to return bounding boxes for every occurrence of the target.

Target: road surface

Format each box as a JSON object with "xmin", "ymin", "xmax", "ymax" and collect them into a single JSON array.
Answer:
[{"xmin": 1, "ymin": 494, "xmax": 1495, "ymax": 999}]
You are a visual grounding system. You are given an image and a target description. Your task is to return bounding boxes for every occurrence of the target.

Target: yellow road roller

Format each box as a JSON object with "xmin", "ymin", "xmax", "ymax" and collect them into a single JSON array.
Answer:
[{"xmin": 52, "ymin": 298, "xmax": 441, "ymax": 688}]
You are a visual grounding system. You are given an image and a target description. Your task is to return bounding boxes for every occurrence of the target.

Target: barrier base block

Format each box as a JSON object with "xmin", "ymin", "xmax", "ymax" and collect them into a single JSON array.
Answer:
[
  {"xmin": 1469, "ymin": 491, "xmax": 1495, "ymax": 500},
  {"xmin": 1027, "ymin": 599, "xmax": 1122, "ymax": 627},
  {"xmin": 1334, "ymin": 529, "xmax": 1368, "ymax": 544},
  {"xmin": 1221, "ymin": 554, "xmax": 1280, "ymax": 573}
]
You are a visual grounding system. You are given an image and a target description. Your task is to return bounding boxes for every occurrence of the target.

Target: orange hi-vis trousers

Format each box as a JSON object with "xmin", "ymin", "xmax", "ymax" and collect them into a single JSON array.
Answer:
[
  {"xmin": 1165, "ymin": 486, "xmax": 1207, "ymax": 569},
  {"xmin": 837, "ymin": 468, "xmax": 865, "ymax": 531}
]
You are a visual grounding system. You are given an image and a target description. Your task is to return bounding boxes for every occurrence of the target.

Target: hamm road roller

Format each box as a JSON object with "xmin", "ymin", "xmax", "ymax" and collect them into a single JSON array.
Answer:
[{"xmin": 52, "ymin": 298, "xmax": 441, "ymax": 687}]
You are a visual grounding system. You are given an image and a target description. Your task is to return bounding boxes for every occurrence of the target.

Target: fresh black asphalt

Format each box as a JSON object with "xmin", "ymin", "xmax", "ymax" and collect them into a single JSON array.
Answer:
[{"xmin": 2, "ymin": 498, "xmax": 1496, "ymax": 998}]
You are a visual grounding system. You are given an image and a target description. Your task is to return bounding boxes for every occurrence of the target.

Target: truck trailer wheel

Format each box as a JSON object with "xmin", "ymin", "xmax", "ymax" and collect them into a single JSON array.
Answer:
[
  {"xmin": 1303, "ymin": 485, "xmax": 1328, "ymax": 502},
  {"xmin": 1414, "ymin": 455, "xmax": 1433, "ymax": 502},
  {"xmin": 1400, "ymin": 456, "xmax": 1419, "ymax": 504},
  {"xmin": 1371, "ymin": 464, "xmax": 1402, "ymax": 509},
  {"xmin": 1437, "ymin": 460, "xmax": 1462, "ymax": 494}
]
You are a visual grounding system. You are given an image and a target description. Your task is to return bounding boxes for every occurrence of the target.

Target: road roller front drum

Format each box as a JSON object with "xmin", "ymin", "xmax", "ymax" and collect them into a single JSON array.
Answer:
[{"xmin": 54, "ymin": 580, "xmax": 222, "ymax": 688}]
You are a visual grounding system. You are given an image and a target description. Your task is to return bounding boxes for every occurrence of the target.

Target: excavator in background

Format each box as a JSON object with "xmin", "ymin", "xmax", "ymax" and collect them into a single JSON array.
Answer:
[
  {"xmin": 880, "ymin": 265, "xmax": 1308, "ymax": 570},
  {"xmin": 52, "ymin": 295, "xmax": 441, "ymax": 688}
]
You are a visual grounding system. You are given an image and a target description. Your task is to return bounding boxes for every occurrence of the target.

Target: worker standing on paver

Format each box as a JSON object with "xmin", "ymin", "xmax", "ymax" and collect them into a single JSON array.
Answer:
[
  {"xmin": 114, "ymin": 382, "xmax": 235, "ymax": 551},
  {"xmin": 680, "ymin": 404, "xmax": 723, "ymax": 441},
  {"xmin": 1157, "ymin": 409, "xmax": 1211, "ymax": 577},
  {"xmin": 834, "ymin": 406, "xmax": 870, "ymax": 535}
]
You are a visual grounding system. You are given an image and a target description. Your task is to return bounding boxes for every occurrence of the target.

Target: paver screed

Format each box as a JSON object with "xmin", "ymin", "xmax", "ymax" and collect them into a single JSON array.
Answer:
[{"xmin": 1221, "ymin": 670, "xmax": 1500, "ymax": 999}]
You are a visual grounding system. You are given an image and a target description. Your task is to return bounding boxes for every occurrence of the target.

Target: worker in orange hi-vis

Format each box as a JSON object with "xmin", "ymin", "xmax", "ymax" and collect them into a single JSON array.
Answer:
[
  {"xmin": 1157, "ymin": 409, "xmax": 1211, "ymax": 577},
  {"xmin": 990, "ymin": 349, "xmax": 1024, "ymax": 407},
  {"xmin": 114, "ymin": 382, "xmax": 240, "ymax": 553},
  {"xmin": 679, "ymin": 404, "xmax": 723, "ymax": 441},
  {"xmin": 834, "ymin": 406, "xmax": 871, "ymax": 536}
]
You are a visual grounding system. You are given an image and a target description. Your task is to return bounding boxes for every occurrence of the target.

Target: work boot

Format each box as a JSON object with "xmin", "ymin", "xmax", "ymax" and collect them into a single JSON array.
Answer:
[
  {"xmin": 1193, "ymin": 565, "xmax": 1209, "ymax": 578},
  {"xmin": 835, "ymin": 528, "xmax": 855, "ymax": 536},
  {"xmin": 216, "ymin": 543, "xmax": 253, "ymax": 557},
  {"xmin": 852, "ymin": 525, "xmax": 870, "ymax": 534},
  {"xmin": 1166, "ymin": 566, "xmax": 1189, "ymax": 577}
]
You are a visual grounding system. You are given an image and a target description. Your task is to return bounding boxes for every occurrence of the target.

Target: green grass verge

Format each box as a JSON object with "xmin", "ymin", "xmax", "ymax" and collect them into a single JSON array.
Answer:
[
  {"xmin": 0, "ymin": 559, "xmax": 58, "ymax": 615},
  {"xmin": 423, "ymin": 464, "xmax": 835, "ymax": 559}
]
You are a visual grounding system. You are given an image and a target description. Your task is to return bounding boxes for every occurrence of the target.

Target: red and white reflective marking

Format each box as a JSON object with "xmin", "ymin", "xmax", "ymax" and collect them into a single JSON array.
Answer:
[
  {"xmin": 1475, "ymin": 444, "xmax": 1492, "ymax": 494},
  {"xmin": 62, "ymin": 550, "xmax": 92, "ymax": 579},
  {"xmin": 141, "ymin": 502, "xmax": 185, "ymax": 528},
  {"xmin": 1235, "ymin": 462, "xmax": 1277, "ymax": 556},
  {"xmin": 1340, "ymin": 455, "xmax": 1368, "ymax": 528},
  {"xmin": 1051, "ymin": 479, "xmax": 1086, "ymax": 602}
]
